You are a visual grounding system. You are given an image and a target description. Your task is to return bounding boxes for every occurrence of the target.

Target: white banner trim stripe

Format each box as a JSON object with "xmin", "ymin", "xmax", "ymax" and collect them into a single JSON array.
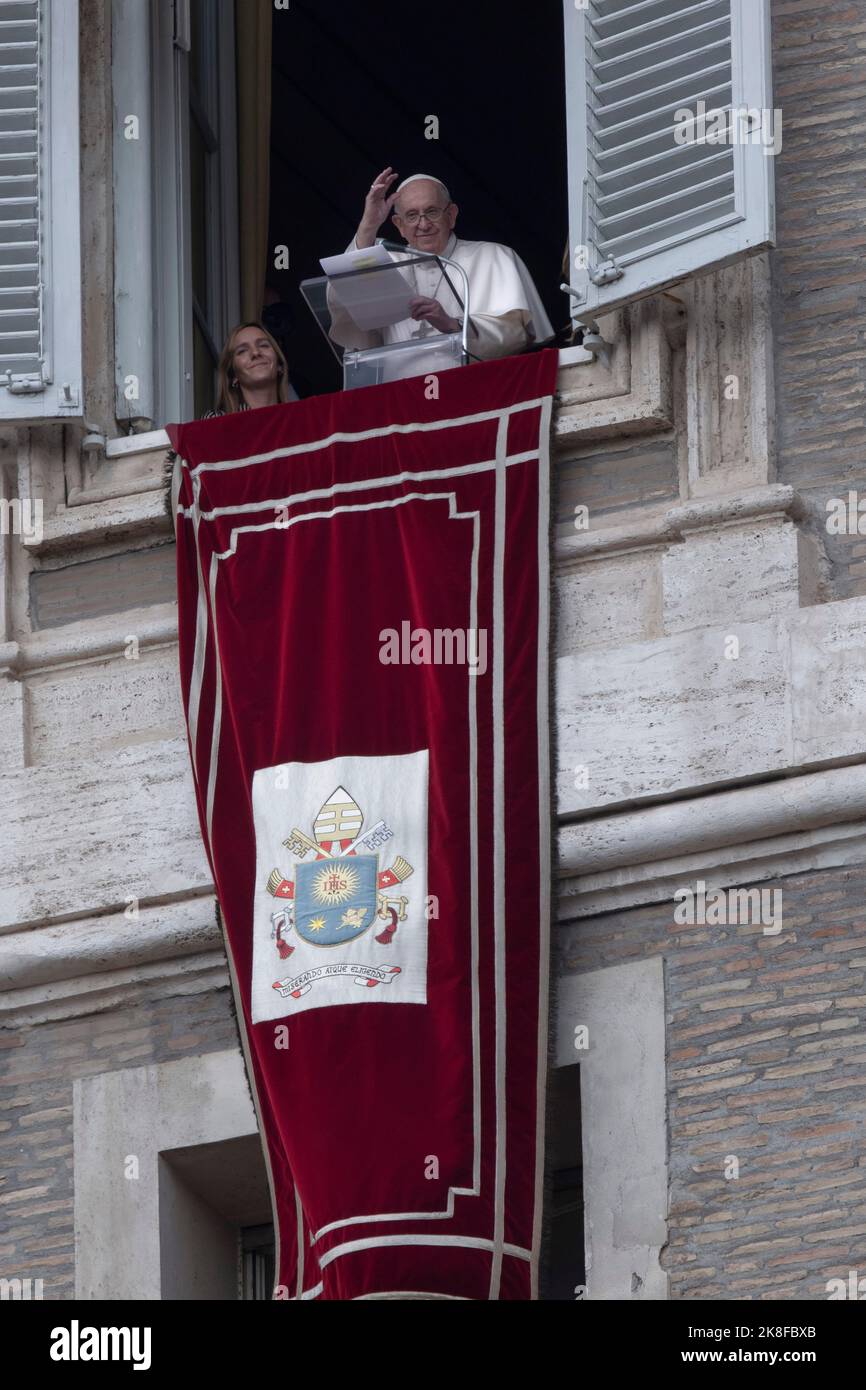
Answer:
[
  {"xmin": 531, "ymin": 394, "xmax": 554, "ymax": 1299},
  {"xmin": 294, "ymin": 1187, "xmax": 305, "ymax": 1300},
  {"xmin": 186, "ymin": 474, "xmax": 210, "ymax": 789},
  {"xmin": 177, "ymin": 449, "xmax": 544, "ymax": 522},
  {"xmin": 312, "ymin": 1178, "xmax": 475, "ymax": 1245},
  {"xmin": 466, "ymin": 501, "xmax": 483, "ymax": 1195},
  {"xmin": 290, "ymin": 1281, "xmax": 323, "ymax": 1301},
  {"xmin": 488, "ymin": 412, "xmax": 509, "ymax": 1300},
  {"xmin": 352, "ymin": 1291, "xmax": 471, "ymax": 1300},
  {"xmin": 317, "ymin": 1234, "xmax": 532, "ymax": 1273},
  {"xmin": 181, "ymin": 395, "xmax": 549, "ymax": 477},
  {"xmin": 205, "ymin": 550, "xmax": 223, "ymax": 851}
]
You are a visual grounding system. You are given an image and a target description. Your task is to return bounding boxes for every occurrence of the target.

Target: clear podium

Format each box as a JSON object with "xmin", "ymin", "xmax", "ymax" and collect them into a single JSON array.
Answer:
[{"xmin": 301, "ymin": 252, "xmax": 470, "ymax": 391}]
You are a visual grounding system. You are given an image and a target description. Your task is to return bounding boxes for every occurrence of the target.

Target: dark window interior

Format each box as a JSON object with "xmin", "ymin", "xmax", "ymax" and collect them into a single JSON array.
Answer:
[
  {"xmin": 241, "ymin": 1223, "xmax": 276, "ymax": 1300},
  {"xmin": 267, "ymin": 0, "xmax": 568, "ymax": 397},
  {"xmin": 541, "ymin": 1062, "xmax": 585, "ymax": 1300}
]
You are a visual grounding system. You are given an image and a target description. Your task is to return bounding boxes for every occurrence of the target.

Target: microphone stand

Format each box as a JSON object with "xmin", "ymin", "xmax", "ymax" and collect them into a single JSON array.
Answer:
[{"xmin": 381, "ymin": 241, "xmax": 472, "ymax": 364}]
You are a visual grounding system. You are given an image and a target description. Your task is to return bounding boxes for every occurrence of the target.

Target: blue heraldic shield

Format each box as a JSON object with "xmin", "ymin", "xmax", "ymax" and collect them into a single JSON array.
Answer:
[{"xmin": 294, "ymin": 854, "xmax": 379, "ymax": 947}]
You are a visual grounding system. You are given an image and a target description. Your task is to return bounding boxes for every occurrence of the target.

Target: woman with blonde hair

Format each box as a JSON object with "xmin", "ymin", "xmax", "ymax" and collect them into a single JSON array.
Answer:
[
  {"xmin": 164, "ymin": 319, "xmax": 299, "ymax": 518},
  {"xmin": 205, "ymin": 320, "xmax": 299, "ymax": 417}
]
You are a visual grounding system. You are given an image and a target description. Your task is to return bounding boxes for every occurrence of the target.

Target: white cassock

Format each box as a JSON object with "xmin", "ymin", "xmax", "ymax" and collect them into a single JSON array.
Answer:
[{"xmin": 327, "ymin": 232, "xmax": 555, "ymax": 366}]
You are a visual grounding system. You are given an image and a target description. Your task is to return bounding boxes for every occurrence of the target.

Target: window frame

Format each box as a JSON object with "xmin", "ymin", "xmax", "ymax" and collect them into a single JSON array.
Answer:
[{"xmin": 118, "ymin": 0, "xmax": 239, "ymax": 430}]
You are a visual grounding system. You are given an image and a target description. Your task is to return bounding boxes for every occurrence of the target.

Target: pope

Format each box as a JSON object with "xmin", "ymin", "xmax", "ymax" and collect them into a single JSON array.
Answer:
[{"xmin": 329, "ymin": 166, "xmax": 554, "ymax": 363}]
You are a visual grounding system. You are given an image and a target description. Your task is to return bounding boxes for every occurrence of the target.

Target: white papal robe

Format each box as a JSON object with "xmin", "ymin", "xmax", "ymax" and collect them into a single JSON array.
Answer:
[{"xmin": 327, "ymin": 232, "xmax": 555, "ymax": 365}]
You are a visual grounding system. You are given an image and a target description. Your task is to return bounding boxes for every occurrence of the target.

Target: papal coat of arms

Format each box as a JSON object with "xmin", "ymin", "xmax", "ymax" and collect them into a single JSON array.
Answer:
[{"xmin": 265, "ymin": 785, "xmax": 415, "ymax": 999}]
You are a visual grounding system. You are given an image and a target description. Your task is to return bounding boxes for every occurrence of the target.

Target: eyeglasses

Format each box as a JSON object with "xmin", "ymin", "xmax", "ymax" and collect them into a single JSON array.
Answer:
[{"xmin": 395, "ymin": 205, "xmax": 451, "ymax": 226}]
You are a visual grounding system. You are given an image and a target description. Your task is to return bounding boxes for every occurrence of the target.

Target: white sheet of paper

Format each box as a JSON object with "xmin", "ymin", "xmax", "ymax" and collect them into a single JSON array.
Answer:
[{"xmin": 320, "ymin": 244, "xmax": 416, "ymax": 330}]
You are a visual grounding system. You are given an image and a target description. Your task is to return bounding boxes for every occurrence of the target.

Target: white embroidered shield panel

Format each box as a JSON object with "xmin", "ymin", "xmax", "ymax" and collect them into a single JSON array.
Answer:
[{"xmin": 250, "ymin": 751, "xmax": 429, "ymax": 1021}]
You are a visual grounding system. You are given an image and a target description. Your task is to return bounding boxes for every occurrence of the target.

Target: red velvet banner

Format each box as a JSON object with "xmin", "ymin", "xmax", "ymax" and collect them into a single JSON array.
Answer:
[{"xmin": 168, "ymin": 349, "xmax": 558, "ymax": 1300}]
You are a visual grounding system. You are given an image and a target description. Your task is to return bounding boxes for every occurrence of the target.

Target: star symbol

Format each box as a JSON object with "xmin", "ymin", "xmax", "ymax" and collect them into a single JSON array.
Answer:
[{"xmin": 308, "ymin": 916, "xmax": 325, "ymax": 933}]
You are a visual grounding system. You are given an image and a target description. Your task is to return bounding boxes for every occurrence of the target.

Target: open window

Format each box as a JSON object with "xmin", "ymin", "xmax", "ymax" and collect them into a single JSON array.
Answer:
[
  {"xmin": 109, "ymin": 2, "xmax": 774, "ymax": 422},
  {"xmin": 266, "ymin": 1, "xmax": 570, "ymax": 398},
  {"xmin": 115, "ymin": 0, "xmax": 571, "ymax": 417}
]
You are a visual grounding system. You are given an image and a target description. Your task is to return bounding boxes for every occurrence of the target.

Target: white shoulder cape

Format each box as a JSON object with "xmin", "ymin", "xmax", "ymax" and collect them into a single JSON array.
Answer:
[{"xmin": 446, "ymin": 238, "xmax": 554, "ymax": 341}]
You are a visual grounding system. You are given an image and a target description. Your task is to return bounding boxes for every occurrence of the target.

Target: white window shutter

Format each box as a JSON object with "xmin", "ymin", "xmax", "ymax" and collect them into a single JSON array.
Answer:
[
  {"xmin": 0, "ymin": 0, "xmax": 82, "ymax": 420},
  {"xmin": 563, "ymin": 0, "xmax": 775, "ymax": 319}
]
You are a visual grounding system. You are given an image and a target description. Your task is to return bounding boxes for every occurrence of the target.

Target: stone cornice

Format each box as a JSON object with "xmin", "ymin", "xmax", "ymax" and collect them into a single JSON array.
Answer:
[
  {"xmin": 6, "ymin": 601, "xmax": 178, "ymax": 676},
  {"xmin": 555, "ymin": 484, "xmax": 805, "ymax": 569},
  {"xmin": 0, "ymin": 896, "xmax": 224, "ymax": 1025},
  {"xmin": 558, "ymin": 762, "xmax": 866, "ymax": 920},
  {"xmin": 27, "ymin": 487, "xmax": 171, "ymax": 557}
]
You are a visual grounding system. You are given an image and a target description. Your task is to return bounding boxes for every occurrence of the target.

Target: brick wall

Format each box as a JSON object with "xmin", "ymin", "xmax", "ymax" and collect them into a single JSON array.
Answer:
[
  {"xmin": 559, "ymin": 862, "xmax": 866, "ymax": 1299},
  {"xmin": 0, "ymin": 988, "xmax": 239, "ymax": 1300},
  {"xmin": 771, "ymin": 0, "xmax": 866, "ymax": 599}
]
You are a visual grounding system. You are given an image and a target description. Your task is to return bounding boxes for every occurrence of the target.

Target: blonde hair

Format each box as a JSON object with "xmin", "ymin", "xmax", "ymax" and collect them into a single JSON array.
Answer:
[{"xmin": 214, "ymin": 321, "xmax": 292, "ymax": 414}]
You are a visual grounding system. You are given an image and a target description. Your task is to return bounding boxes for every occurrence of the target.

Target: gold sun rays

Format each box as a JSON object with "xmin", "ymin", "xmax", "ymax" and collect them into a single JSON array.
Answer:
[{"xmin": 312, "ymin": 862, "xmax": 360, "ymax": 907}]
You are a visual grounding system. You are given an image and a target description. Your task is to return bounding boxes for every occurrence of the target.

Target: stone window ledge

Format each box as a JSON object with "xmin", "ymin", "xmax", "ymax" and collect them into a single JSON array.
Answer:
[
  {"xmin": 0, "ymin": 600, "xmax": 178, "ymax": 679},
  {"xmin": 555, "ymin": 483, "xmax": 806, "ymax": 570}
]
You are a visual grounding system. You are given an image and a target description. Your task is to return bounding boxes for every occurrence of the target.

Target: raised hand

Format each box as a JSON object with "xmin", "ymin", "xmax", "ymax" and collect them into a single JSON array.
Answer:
[{"xmin": 356, "ymin": 167, "xmax": 400, "ymax": 248}]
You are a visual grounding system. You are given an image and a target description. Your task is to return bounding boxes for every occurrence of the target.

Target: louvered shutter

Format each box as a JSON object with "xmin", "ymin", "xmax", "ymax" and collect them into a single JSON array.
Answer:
[
  {"xmin": 563, "ymin": 0, "xmax": 775, "ymax": 319},
  {"xmin": 0, "ymin": 0, "xmax": 81, "ymax": 419}
]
